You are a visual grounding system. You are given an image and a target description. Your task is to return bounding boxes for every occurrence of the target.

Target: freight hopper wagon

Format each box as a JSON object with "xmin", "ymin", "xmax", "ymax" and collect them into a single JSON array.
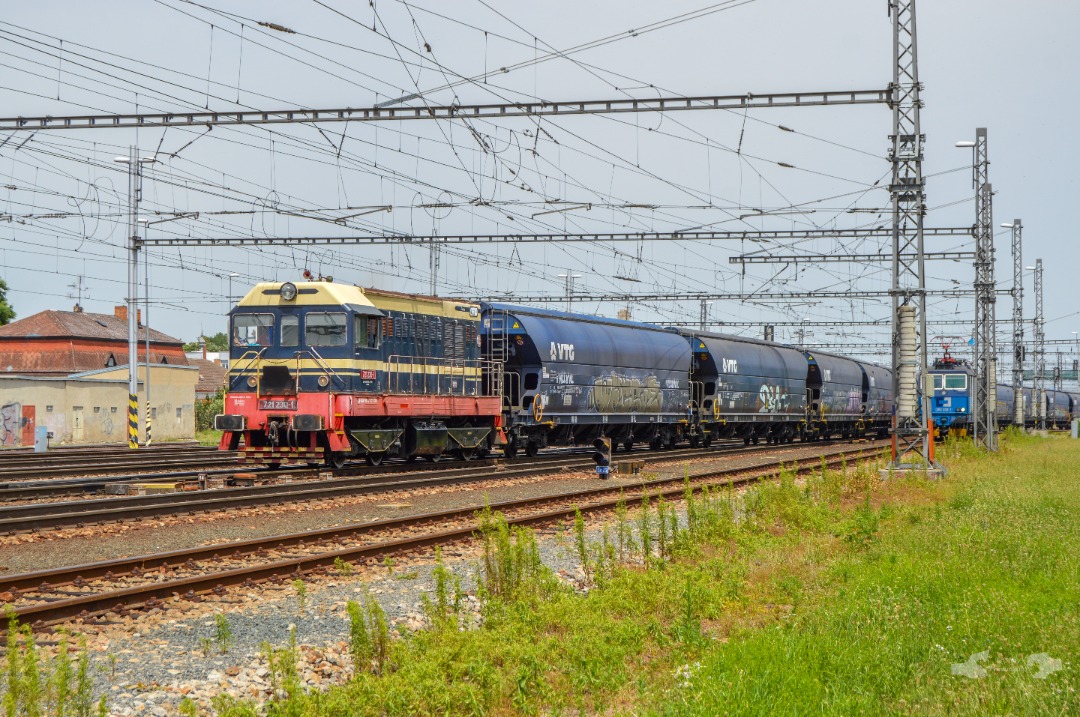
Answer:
[
  {"xmin": 481, "ymin": 304, "xmax": 692, "ymax": 456},
  {"xmin": 679, "ymin": 331, "xmax": 892, "ymax": 444},
  {"xmin": 216, "ymin": 282, "xmax": 501, "ymax": 467}
]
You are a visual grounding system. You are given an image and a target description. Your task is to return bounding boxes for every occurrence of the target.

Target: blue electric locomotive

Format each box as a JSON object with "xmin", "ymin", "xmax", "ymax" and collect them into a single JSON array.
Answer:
[{"xmin": 929, "ymin": 354, "xmax": 974, "ymax": 436}]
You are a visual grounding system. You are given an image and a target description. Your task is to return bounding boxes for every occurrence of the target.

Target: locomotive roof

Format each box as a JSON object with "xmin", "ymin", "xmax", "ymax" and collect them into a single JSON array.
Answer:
[
  {"xmin": 236, "ymin": 281, "xmax": 380, "ymax": 311},
  {"xmin": 365, "ymin": 288, "xmax": 480, "ymax": 321}
]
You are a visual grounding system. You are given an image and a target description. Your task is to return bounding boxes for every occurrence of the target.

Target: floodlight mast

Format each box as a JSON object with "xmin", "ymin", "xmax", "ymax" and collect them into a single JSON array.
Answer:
[{"xmin": 887, "ymin": 0, "xmax": 941, "ymax": 475}]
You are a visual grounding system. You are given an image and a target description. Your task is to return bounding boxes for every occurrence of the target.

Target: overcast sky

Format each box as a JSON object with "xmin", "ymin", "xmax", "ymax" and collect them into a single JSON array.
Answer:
[{"xmin": 1, "ymin": 0, "xmax": 1077, "ymax": 370}]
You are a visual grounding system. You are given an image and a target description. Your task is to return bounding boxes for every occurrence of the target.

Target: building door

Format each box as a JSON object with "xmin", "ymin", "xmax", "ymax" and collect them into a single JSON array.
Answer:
[
  {"xmin": 72, "ymin": 406, "xmax": 84, "ymax": 443},
  {"xmin": 20, "ymin": 406, "xmax": 35, "ymax": 446}
]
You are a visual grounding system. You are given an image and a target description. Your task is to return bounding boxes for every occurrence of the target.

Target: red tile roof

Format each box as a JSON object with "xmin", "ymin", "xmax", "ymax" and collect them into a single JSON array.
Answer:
[
  {"xmin": 0, "ymin": 310, "xmax": 181, "ymax": 344},
  {"xmin": 190, "ymin": 358, "xmax": 228, "ymax": 396}
]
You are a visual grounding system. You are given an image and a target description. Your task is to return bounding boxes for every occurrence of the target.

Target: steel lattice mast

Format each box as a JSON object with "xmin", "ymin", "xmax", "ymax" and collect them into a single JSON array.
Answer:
[
  {"xmin": 1009, "ymin": 220, "xmax": 1024, "ymax": 427},
  {"xmin": 887, "ymin": 0, "xmax": 938, "ymax": 472},
  {"xmin": 1034, "ymin": 258, "xmax": 1045, "ymax": 430},
  {"xmin": 972, "ymin": 128, "xmax": 997, "ymax": 450}
]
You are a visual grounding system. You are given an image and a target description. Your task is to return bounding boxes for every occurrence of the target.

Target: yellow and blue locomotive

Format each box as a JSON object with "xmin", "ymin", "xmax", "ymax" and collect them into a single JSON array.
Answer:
[{"xmin": 215, "ymin": 281, "xmax": 501, "ymax": 466}]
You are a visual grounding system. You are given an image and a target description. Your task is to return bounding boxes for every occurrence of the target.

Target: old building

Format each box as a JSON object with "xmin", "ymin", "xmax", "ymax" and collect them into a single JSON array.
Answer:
[{"xmin": 0, "ymin": 306, "xmax": 197, "ymax": 446}]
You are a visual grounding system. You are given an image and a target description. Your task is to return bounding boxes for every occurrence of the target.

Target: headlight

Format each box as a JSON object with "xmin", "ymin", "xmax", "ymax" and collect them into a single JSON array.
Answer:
[
  {"xmin": 280, "ymin": 282, "xmax": 298, "ymax": 301},
  {"xmin": 318, "ymin": 375, "xmax": 329, "ymax": 387},
  {"xmin": 247, "ymin": 376, "xmax": 257, "ymax": 388}
]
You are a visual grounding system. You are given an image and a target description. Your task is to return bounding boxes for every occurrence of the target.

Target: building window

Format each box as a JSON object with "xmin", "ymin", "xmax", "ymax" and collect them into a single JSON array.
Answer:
[
  {"xmin": 151, "ymin": 407, "xmax": 157, "ymax": 419},
  {"xmin": 176, "ymin": 407, "xmax": 183, "ymax": 420},
  {"xmin": 105, "ymin": 354, "xmax": 117, "ymax": 367},
  {"xmin": 93, "ymin": 406, "xmax": 101, "ymax": 413},
  {"xmin": 45, "ymin": 405, "xmax": 53, "ymax": 412},
  {"xmin": 111, "ymin": 407, "xmax": 118, "ymax": 413}
]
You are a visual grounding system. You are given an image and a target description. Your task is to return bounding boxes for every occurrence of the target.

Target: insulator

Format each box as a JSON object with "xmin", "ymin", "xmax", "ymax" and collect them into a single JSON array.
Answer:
[{"xmin": 896, "ymin": 305, "xmax": 918, "ymax": 419}]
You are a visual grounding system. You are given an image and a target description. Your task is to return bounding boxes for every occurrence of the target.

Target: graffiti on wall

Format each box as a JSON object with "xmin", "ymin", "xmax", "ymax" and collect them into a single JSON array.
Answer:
[{"xmin": 0, "ymin": 402, "xmax": 21, "ymax": 446}]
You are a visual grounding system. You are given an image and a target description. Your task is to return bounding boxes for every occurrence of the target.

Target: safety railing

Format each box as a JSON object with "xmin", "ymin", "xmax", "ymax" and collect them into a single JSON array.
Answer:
[
  {"xmin": 386, "ymin": 356, "xmax": 501, "ymax": 397},
  {"xmin": 227, "ymin": 348, "xmax": 266, "ymax": 390}
]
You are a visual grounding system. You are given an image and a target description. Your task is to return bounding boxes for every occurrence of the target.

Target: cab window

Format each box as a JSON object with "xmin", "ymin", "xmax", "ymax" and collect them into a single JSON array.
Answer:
[
  {"xmin": 280, "ymin": 315, "xmax": 299, "ymax": 347},
  {"xmin": 354, "ymin": 315, "xmax": 381, "ymax": 350},
  {"xmin": 933, "ymin": 375, "xmax": 943, "ymax": 390},
  {"xmin": 232, "ymin": 314, "xmax": 274, "ymax": 348},
  {"xmin": 945, "ymin": 374, "xmax": 967, "ymax": 390},
  {"xmin": 305, "ymin": 312, "xmax": 347, "ymax": 346}
]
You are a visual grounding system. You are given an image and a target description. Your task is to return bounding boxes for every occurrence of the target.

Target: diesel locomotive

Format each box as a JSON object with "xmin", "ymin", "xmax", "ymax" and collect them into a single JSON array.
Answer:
[{"xmin": 216, "ymin": 280, "xmax": 898, "ymax": 467}]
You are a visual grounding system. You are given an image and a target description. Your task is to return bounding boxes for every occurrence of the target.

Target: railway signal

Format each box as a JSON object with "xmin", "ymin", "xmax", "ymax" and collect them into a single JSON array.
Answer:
[{"xmin": 593, "ymin": 437, "xmax": 611, "ymax": 478}]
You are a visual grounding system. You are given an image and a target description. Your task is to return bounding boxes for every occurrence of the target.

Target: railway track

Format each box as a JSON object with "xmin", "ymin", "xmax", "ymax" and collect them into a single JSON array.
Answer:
[
  {"xmin": 0, "ymin": 449, "xmax": 239, "ymax": 482},
  {"xmin": 1, "ymin": 441, "xmax": 887, "ymax": 629},
  {"xmin": 0, "ymin": 439, "xmax": 823, "ymax": 531}
]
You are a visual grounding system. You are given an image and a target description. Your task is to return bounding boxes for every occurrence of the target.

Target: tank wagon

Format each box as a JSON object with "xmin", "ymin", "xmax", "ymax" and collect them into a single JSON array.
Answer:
[
  {"xmin": 481, "ymin": 303, "xmax": 692, "ymax": 456},
  {"xmin": 215, "ymin": 282, "xmax": 501, "ymax": 466}
]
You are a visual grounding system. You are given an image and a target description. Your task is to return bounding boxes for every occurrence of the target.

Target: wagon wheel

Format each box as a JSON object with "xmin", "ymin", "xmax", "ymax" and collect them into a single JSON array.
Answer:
[
  {"xmin": 524, "ymin": 440, "xmax": 539, "ymax": 458},
  {"xmin": 425, "ymin": 453, "xmax": 442, "ymax": 463},
  {"xmin": 365, "ymin": 452, "xmax": 386, "ymax": 467},
  {"xmin": 458, "ymin": 448, "xmax": 477, "ymax": 461}
]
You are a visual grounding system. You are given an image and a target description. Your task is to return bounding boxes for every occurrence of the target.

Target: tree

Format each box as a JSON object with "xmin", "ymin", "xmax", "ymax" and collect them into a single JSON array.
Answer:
[
  {"xmin": 0, "ymin": 279, "xmax": 15, "ymax": 326},
  {"xmin": 183, "ymin": 331, "xmax": 228, "ymax": 352}
]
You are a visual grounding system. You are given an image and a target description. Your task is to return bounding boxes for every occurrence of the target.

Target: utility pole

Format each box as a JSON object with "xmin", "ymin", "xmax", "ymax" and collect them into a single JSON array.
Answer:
[
  {"xmin": 966, "ymin": 128, "xmax": 997, "ymax": 450},
  {"xmin": 887, "ymin": 0, "xmax": 939, "ymax": 473},
  {"xmin": 1007, "ymin": 220, "xmax": 1024, "ymax": 427},
  {"xmin": 429, "ymin": 235, "xmax": 439, "ymax": 297},
  {"xmin": 124, "ymin": 146, "xmax": 140, "ymax": 450},
  {"xmin": 698, "ymin": 300, "xmax": 712, "ymax": 331},
  {"xmin": 1034, "ymin": 258, "xmax": 1045, "ymax": 430}
]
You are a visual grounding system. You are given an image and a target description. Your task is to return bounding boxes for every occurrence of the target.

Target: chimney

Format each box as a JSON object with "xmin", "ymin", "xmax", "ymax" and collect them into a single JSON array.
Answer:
[
  {"xmin": 201, "ymin": 337, "xmax": 207, "ymax": 360},
  {"xmin": 73, "ymin": 303, "xmax": 83, "ymax": 313},
  {"xmin": 114, "ymin": 305, "xmax": 127, "ymax": 322}
]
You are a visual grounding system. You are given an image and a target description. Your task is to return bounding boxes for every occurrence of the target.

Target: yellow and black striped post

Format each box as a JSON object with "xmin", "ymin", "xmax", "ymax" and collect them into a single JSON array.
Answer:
[
  {"xmin": 128, "ymin": 393, "xmax": 139, "ymax": 449},
  {"xmin": 145, "ymin": 400, "xmax": 153, "ymax": 447}
]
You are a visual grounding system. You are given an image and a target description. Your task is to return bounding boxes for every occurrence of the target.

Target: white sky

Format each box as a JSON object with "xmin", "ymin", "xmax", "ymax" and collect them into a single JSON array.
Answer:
[{"xmin": 1, "ymin": 0, "xmax": 1077, "ymax": 369}]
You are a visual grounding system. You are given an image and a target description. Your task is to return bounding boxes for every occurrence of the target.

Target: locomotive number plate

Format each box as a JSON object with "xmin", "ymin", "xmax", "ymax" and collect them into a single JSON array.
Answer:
[
  {"xmin": 259, "ymin": 399, "xmax": 298, "ymax": 411},
  {"xmin": 360, "ymin": 370, "xmax": 377, "ymax": 380}
]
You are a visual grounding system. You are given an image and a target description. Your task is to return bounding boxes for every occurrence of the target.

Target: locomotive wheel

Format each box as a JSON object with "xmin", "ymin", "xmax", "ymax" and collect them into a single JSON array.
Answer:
[
  {"xmin": 267, "ymin": 462, "xmax": 281, "ymax": 470},
  {"xmin": 365, "ymin": 452, "xmax": 386, "ymax": 466},
  {"xmin": 326, "ymin": 451, "xmax": 348, "ymax": 469},
  {"xmin": 525, "ymin": 441, "xmax": 539, "ymax": 458}
]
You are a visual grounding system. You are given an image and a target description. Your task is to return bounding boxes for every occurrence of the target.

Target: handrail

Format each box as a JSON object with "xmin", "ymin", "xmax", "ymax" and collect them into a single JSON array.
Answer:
[
  {"xmin": 227, "ymin": 348, "xmax": 266, "ymax": 389},
  {"xmin": 301, "ymin": 348, "xmax": 347, "ymax": 389}
]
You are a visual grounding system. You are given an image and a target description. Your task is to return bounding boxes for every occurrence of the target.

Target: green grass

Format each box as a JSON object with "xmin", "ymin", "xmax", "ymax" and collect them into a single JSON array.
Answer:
[
  {"xmin": 169, "ymin": 436, "xmax": 1080, "ymax": 714},
  {"xmin": 194, "ymin": 429, "xmax": 222, "ymax": 447}
]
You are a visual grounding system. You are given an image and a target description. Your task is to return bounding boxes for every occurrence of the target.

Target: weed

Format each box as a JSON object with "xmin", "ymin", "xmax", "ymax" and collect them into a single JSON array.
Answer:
[
  {"xmin": 639, "ymin": 493, "xmax": 652, "ymax": 563},
  {"xmin": 382, "ymin": 556, "xmax": 396, "ymax": 575},
  {"xmin": 178, "ymin": 697, "xmax": 200, "ymax": 716},
  {"xmin": 333, "ymin": 556, "xmax": 354, "ymax": 578},
  {"xmin": 292, "ymin": 579, "xmax": 307, "ymax": 612},
  {"xmin": 0, "ymin": 617, "xmax": 104, "ymax": 717},
  {"xmin": 347, "ymin": 590, "xmax": 390, "ymax": 675},
  {"xmin": 573, "ymin": 508, "xmax": 590, "ymax": 583},
  {"xmin": 197, "ymin": 637, "xmax": 214, "ymax": 658},
  {"xmin": 213, "ymin": 613, "xmax": 234, "ymax": 655}
]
